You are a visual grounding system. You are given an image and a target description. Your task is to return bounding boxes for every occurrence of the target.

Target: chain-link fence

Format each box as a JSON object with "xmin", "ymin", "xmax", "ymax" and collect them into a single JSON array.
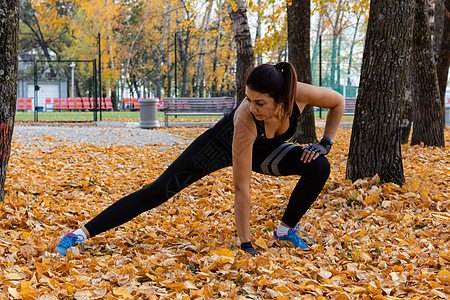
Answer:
[{"xmin": 16, "ymin": 59, "xmax": 106, "ymax": 122}]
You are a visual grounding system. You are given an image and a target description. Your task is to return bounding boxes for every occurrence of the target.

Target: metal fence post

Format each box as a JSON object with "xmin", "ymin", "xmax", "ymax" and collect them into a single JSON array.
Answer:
[{"xmin": 445, "ymin": 102, "xmax": 450, "ymax": 127}]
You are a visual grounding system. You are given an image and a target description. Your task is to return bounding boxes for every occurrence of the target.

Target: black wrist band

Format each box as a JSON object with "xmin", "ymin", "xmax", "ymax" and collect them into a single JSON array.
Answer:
[{"xmin": 320, "ymin": 136, "xmax": 333, "ymax": 146}]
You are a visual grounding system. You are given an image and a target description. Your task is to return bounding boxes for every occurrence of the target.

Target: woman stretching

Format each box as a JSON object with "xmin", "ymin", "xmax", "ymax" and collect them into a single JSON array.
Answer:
[{"xmin": 56, "ymin": 62, "xmax": 344, "ymax": 256}]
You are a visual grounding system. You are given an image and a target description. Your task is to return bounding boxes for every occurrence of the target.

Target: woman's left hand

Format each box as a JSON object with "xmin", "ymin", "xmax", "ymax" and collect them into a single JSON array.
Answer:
[
  {"xmin": 301, "ymin": 145, "xmax": 322, "ymax": 163},
  {"xmin": 301, "ymin": 138, "xmax": 332, "ymax": 163}
]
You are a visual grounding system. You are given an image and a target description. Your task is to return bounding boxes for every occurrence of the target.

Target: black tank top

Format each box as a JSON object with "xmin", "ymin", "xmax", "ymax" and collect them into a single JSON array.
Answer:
[
  {"xmin": 251, "ymin": 103, "xmax": 300, "ymax": 144},
  {"xmin": 205, "ymin": 101, "xmax": 300, "ymax": 149}
]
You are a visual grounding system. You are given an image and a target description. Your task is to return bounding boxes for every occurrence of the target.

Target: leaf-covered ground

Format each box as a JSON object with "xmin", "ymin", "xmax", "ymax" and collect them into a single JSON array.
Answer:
[{"xmin": 1, "ymin": 126, "xmax": 449, "ymax": 299}]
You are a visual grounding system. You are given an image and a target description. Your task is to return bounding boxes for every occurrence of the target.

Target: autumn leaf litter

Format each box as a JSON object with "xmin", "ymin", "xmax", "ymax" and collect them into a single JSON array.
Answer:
[{"xmin": 0, "ymin": 126, "xmax": 449, "ymax": 299}]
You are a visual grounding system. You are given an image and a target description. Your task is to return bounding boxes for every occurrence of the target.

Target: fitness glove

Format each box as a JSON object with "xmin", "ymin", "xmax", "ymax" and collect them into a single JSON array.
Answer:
[
  {"xmin": 306, "ymin": 137, "xmax": 333, "ymax": 155},
  {"xmin": 240, "ymin": 242, "xmax": 259, "ymax": 256}
]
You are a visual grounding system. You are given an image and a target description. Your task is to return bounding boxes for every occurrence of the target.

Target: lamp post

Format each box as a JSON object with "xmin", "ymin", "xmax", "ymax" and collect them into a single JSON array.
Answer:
[{"xmin": 70, "ymin": 62, "xmax": 76, "ymax": 98}]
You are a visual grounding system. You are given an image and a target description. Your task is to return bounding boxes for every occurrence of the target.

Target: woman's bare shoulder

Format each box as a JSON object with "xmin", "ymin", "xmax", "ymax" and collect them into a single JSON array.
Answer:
[{"xmin": 233, "ymin": 101, "xmax": 257, "ymax": 138}]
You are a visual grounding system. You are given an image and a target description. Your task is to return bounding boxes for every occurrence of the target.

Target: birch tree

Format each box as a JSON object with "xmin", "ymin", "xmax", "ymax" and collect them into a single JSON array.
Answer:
[
  {"xmin": 228, "ymin": 0, "xmax": 254, "ymax": 102},
  {"xmin": 254, "ymin": 0, "xmax": 263, "ymax": 65}
]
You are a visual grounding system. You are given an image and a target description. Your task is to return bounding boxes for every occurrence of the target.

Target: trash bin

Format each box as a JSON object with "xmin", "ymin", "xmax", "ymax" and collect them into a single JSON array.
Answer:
[
  {"xmin": 445, "ymin": 103, "xmax": 450, "ymax": 127},
  {"xmin": 139, "ymin": 98, "xmax": 160, "ymax": 128},
  {"xmin": 35, "ymin": 106, "xmax": 44, "ymax": 112}
]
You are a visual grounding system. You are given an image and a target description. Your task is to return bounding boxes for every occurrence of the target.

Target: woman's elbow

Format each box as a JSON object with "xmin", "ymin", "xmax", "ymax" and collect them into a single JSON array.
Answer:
[
  {"xmin": 331, "ymin": 94, "xmax": 345, "ymax": 112},
  {"xmin": 338, "ymin": 94, "xmax": 345, "ymax": 108}
]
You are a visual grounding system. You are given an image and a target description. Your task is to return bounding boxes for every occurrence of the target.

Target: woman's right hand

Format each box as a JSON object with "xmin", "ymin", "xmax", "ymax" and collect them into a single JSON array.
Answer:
[{"xmin": 241, "ymin": 242, "xmax": 259, "ymax": 256}]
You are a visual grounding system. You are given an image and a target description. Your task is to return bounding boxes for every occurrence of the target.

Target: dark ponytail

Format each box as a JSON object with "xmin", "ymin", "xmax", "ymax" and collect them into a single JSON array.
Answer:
[{"xmin": 245, "ymin": 62, "xmax": 298, "ymax": 120}]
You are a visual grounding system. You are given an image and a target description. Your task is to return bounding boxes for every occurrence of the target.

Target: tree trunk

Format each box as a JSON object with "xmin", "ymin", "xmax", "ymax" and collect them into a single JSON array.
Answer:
[
  {"xmin": 123, "ymin": 0, "xmax": 151, "ymax": 103},
  {"xmin": 211, "ymin": 0, "xmax": 224, "ymax": 97},
  {"xmin": 434, "ymin": 0, "xmax": 446, "ymax": 60},
  {"xmin": 0, "ymin": 0, "xmax": 20, "ymax": 202},
  {"xmin": 174, "ymin": 10, "xmax": 182, "ymax": 97},
  {"xmin": 288, "ymin": 0, "xmax": 317, "ymax": 144},
  {"xmin": 228, "ymin": 0, "xmax": 255, "ymax": 103},
  {"xmin": 155, "ymin": 0, "xmax": 172, "ymax": 99},
  {"xmin": 255, "ymin": 0, "xmax": 263, "ymax": 65},
  {"xmin": 166, "ymin": 12, "xmax": 173, "ymax": 97},
  {"xmin": 436, "ymin": 0, "xmax": 450, "ymax": 109},
  {"xmin": 175, "ymin": 2, "xmax": 192, "ymax": 97},
  {"xmin": 194, "ymin": 0, "xmax": 213, "ymax": 97},
  {"xmin": 401, "ymin": 63, "xmax": 414, "ymax": 144},
  {"xmin": 411, "ymin": 0, "xmax": 445, "ymax": 147},
  {"xmin": 180, "ymin": 27, "xmax": 191, "ymax": 97},
  {"xmin": 346, "ymin": 0, "xmax": 414, "ymax": 185}
]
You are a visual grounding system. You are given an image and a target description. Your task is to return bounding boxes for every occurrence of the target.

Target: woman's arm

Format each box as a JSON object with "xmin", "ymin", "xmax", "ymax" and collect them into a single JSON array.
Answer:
[
  {"xmin": 232, "ymin": 102, "xmax": 257, "ymax": 243},
  {"xmin": 296, "ymin": 82, "xmax": 345, "ymax": 141},
  {"xmin": 296, "ymin": 82, "xmax": 345, "ymax": 162}
]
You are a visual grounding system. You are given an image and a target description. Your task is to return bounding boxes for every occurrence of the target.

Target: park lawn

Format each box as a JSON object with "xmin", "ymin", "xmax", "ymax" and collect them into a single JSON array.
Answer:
[
  {"xmin": 15, "ymin": 111, "xmax": 143, "ymax": 122},
  {"xmin": 14, "ymin": 111, "xmax": 225, "ymax": 122},
  {"xmin": 0, "ymin": 126, "xmax": 448, "ymax": 299},
  {"xmin": 14, "ymin": 110, "xmax": 351, "ymax": 123}
]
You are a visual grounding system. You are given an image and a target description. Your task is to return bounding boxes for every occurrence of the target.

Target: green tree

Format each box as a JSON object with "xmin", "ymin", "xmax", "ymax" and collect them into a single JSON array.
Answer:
[
  {"xmin": 228, "ymin": 0, "xmax": 254, "ymax": 102},
  {"xmin": 20, "ymin": 0, "xmax": 74, "ymax": 77}
]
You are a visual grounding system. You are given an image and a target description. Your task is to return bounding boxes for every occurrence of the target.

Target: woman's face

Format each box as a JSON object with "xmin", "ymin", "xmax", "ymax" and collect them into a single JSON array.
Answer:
[{"xmin": 245, "ymin": 87, "xmax": 279, "ymax": 121}]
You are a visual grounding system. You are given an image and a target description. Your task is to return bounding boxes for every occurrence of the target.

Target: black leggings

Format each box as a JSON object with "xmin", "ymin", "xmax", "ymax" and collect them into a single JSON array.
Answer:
[{"xmin": 84, "ymin": 133, "xmax": 330, "ymax": 237}]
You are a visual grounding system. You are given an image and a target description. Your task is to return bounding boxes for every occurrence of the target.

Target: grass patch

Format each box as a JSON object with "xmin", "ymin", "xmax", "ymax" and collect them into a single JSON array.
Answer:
[
  {"xmin": 14, "ymin": 110, "xmax": 353, "ymax": 123},
  {"xmin": 15, "ymin": 111, "xmax": 226, "ymax": 122},
  {"xmin": 15, "ymin": 111, "xmax": 141, "ymax": 122}
]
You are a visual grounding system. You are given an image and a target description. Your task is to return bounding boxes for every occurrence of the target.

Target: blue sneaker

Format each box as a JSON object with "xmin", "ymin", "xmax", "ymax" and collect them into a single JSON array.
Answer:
[
  {"xmin": 55, "ymin": 233, "xmax": 85, "ymax": 256},
  {"xmin": 273, "ymin": 228, "xmax": 312, "ymax": 249}
]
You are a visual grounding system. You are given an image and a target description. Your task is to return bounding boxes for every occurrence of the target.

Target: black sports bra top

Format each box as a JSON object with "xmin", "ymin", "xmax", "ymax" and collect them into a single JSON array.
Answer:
[
  {"xmin": 251, "ymin": 102, "xmax": 300, "ymax": 143},
  {"xmin": 204, "ymin": 100, "xmax": 301, "ymax": 148}
]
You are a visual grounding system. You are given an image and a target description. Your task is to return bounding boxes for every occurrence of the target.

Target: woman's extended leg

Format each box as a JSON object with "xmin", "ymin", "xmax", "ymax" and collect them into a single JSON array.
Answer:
[
  {"xmin": 84, "ymin": 133, "xmax": 232, "ymax": 237},
  {"xmin": 56, "ymin": 133, "xmax": 232, "ymax": 255}
]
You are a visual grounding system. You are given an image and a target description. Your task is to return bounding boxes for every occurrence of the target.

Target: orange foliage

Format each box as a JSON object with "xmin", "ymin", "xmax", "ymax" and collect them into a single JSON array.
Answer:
[{"xmin": 0, "ymin": 127, "xmax": 449, "ymax": 299}]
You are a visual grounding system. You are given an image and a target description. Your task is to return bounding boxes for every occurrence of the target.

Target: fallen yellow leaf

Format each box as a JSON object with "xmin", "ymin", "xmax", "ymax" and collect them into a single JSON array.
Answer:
[
  {"xmin": 163, "ymin": 282, "xmax": 188, "ymax": 292},
  {"xmin": 254, "ymin": 236, "xmax": 268, "ymax": 249},
  {"xmin": 437, "ymin": 270, "xmax": 450, "ymax": 285},
  {"xmin": 112, "ymin": 287, "xmax": 133, "ymax": 299},
  {"xmin": 211, "ymin": 248, "xmax": 233, "ymax": 257}
]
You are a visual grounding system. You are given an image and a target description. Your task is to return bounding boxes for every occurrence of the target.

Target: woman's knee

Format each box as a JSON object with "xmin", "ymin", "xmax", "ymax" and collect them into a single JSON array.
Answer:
[{"xmin": 304, "ymin": 155, "xmax": 330, "ymax": 180}]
